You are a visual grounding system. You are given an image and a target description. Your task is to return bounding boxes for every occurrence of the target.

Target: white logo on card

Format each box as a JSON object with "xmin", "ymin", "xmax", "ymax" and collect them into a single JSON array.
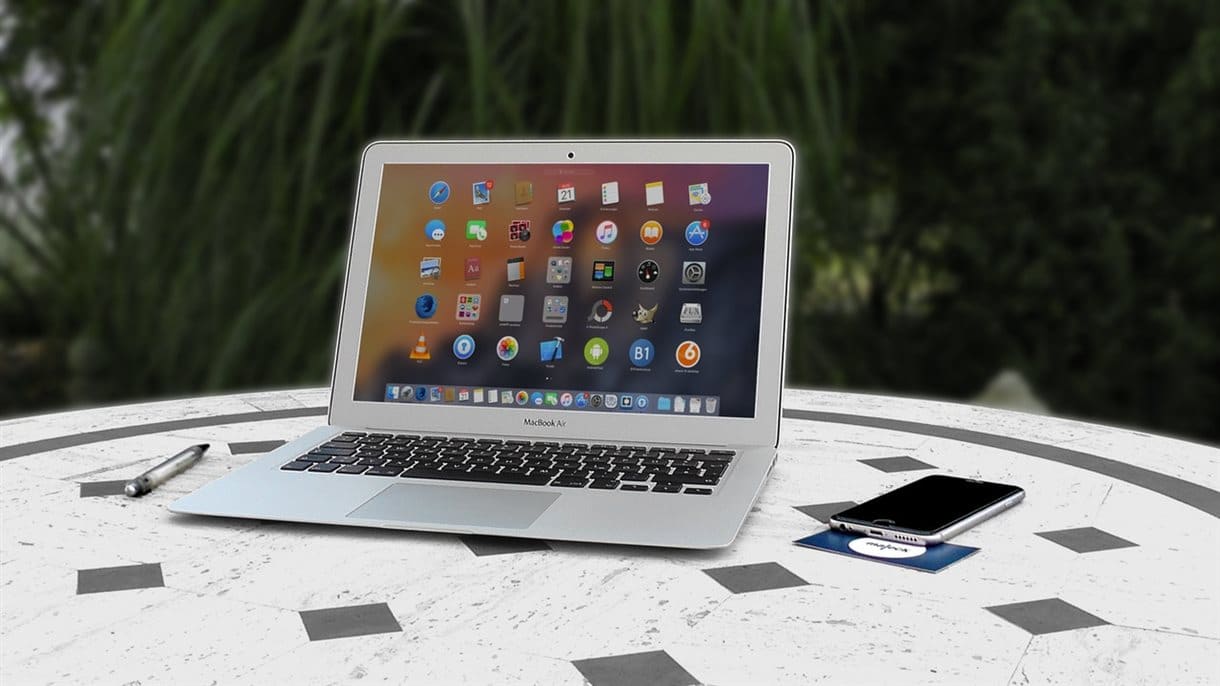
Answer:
[{"xmin": 847, "ymin": 537, "xmax": 924, "ymax": 559}]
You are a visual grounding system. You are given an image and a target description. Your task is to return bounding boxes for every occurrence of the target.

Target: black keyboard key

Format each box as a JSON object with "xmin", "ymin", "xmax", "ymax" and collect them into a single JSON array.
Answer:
[
  {"xmin": 368, "ymin": 433, "xmax": 392, "ymax": 439},
  {"xmin": 652, "ymin": 482, "xmax": 682, "ymax": 493},
  {"xmin": 619, "ymin": 472, "xmax": 650, "ymax": 482},
  {"xmin": 308, "ymin": 463, "xmax": 341, "ymax": 473},
  {"xmin": 327, "ymin": 455, "xmax": 359, "ymax": 465},
  {"xmin": 365, "ymin": 466, "xmax": 402, "ymax": 476},
  {"xmin": 684, "ymin": 487, "xmax": 713, "ymax": 495},
  {"xmin": 313, "ymin": 446, "xmax": 356, "ymax": 457},
  {"xmin": 589, "ymin": 479, "xmax": 620, "ymax": 489},
  {"xmin": 358, "ymin": 459, "xmax": 387, "ymax": 467},
  {"xmin": 655, "ymin": 475, "xmax": 719, "ymax": 486},
  {"xmin": 280, "ymin": 461, "xmax": 311, "ymax": 471},
  {"xmin": 340, "ymin": 431, "xmax": 367, "ymax": 438},
  {"xmin": 702, "ymin": 452, "xmax": 735, "ymax": 463},
  {"xmin": 551, "ymin": 477, "xmax": 589, "ymax": 488},
  {"xmin": 399, "ymin": 467, "xmax": 551, "ymax": 486},
  {"xmin": 322, "ymin": 440, "xmax": 358, "ymax": 449},
  {"xmin": 298, "ymin": 453, "xmax": 331, "ymax": 463},
  {"xmin": 620, "ymin": 484, "xmax": 649, "ymax": 491},
  {"xmin": 336, "ymin": 465, "xmax": 368, "ymax": 474},
  {"xmin": 394, "ymin": 434, "xmax": 421, "ymax": 440},
  {"xmin": 708, "ymin": 449, "xmax": 736, "ymax": 457}
]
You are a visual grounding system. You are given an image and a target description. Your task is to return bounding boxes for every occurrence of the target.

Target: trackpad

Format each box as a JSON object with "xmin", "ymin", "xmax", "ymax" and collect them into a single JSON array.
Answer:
[{"xmin": 347, "ymin": 483, "xmax": 559, "ymax": 529}]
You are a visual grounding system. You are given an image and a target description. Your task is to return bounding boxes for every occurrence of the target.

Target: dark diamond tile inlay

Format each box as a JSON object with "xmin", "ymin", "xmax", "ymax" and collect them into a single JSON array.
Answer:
[
  {"xmin": 703, "ymin": 561, "xmax": 808, "ymax": 594},
  {"xmin": 299, "ymin": 602, "xmax": 402, "ymax": 641},
  {"xmin": 228, "ymin": 440, "xmax": 287, "ymax": 455},
  {"xmin": 986, "ymin": 598, "xmax": 1109, "ymax": 635},
  {"xmin": 1036, "ymin": 526, "xmax": 1136, "ymax": 553},
  {"xmin": 573, "ymin": 650, "xmax": 697, "ymax": 686},
  {"xmin": 793, "ymin": 501, "xmax": 858, "ymax": 523},
  {"xmin": 859, "ymin": 455, "xmax": 935, "ymax": 473},
  {"xmin": 460, "ymin": 534, "xmax": 552, "ymax": 556},
  {"xmin": 79, "ymin": 480, "xmax": 129, "ymax": 497},
  {"xmin": 77, "ymin": 563, "xmax": 165, "ymax": 594}
]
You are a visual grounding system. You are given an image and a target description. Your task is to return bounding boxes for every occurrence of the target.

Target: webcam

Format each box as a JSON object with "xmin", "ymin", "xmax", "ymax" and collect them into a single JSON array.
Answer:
[{"xmin": 567, "ymin": 151, "xmax": 574, "ymax": 159}]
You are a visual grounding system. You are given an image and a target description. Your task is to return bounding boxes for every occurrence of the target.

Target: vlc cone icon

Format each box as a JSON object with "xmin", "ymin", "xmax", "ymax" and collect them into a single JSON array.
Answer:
[{"xmin": 409, "ymin": 334, "xmax": 430, "ymax": 360}]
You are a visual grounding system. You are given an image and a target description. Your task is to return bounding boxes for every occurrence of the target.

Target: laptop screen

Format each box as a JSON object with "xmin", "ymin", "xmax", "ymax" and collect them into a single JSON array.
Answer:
[{"xmin": 353, "ymin": 163, "xmax": 770, "ymax": 418}]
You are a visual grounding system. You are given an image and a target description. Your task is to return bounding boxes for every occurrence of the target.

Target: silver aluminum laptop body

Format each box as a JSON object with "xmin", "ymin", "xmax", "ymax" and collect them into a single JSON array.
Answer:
[{"xmin": 171, "ymin": 140, "xmax": 796, "ymax": 549}]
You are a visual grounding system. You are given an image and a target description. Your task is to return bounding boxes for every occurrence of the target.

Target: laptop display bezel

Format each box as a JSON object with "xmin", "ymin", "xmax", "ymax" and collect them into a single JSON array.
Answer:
[{"xmin": 328, "ymin": 140, "xmax": 795, "ymax": 447}]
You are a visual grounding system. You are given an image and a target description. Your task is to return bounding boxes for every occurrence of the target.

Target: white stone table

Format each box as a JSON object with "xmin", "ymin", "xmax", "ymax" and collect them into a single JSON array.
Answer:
[{"xmin": 2, "ymin": 388, "xmax": 1218, "ymax": 685}]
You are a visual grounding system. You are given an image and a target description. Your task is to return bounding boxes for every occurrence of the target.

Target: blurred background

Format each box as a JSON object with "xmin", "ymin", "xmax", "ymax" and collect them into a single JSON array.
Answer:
[{"xmin": 1, "ymin": 1, "xmax": 1217, "ymax": 441}]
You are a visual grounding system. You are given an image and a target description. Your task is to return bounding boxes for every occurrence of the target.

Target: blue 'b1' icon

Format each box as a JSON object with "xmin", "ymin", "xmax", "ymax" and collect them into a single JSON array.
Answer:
[{"xmin": 629, "ymin": 338, "xmax": 654, "ymax": 367}]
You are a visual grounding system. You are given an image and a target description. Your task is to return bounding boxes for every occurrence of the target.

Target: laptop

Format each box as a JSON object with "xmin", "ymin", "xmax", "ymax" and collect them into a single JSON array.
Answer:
[{"xmin": 171, "ymin": 139, "xmax": 795, "ymax": 549}]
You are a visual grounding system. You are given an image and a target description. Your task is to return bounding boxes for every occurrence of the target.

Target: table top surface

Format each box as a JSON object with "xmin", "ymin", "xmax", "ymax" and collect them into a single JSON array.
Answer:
[{"xmin": 2, "ymin": 388, "xmax": 1218, "ymax": 685}]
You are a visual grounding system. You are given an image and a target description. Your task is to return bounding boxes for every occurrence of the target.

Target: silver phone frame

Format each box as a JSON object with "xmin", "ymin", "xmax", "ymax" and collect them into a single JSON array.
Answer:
[
  {"xmin": 829, "ymin": 484, "xmax": 1025, "ymax": 546},
  {"xmin": 327, "ymin": 139, "xmax": 796, "ymax": 448}
]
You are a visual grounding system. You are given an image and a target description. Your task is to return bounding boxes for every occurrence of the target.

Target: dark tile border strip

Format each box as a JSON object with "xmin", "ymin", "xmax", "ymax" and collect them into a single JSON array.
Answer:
[
  {"xmin": 783, "ymin": 409, "xmax": 1220, "ymax": 519},
  {"xmin": 77, "ymin": 562, "xmax": 165, "ymax": 594},
  {"xmin": 0, "ymin": 406, "xmax": 326, "ymax": 461},
  {"xmin": 1, "ymin": 403, "xmax": 1214, "ymax": 519}
]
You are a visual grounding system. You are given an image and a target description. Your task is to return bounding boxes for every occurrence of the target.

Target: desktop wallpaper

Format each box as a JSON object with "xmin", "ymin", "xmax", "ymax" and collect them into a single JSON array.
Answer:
[{"xmin": 353, "ymin": 163, "xmax": 770, "ymax": 417}]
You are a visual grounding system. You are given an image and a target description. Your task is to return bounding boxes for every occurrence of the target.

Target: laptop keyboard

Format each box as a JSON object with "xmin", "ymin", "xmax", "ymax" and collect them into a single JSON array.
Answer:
[{"xmin": 279, "ymin": 432, "xmax": 735, "ymax": 494}]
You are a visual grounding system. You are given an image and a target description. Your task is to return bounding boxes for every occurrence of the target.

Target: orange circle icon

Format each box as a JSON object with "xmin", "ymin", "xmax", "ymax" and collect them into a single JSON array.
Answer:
[
  {"xmin": 675, "ymin": 340, "xmax": 701, "ymax": 368},
  {"xmin": 639, "ymin": 220, "xmax": 663, "ymax": 245}
]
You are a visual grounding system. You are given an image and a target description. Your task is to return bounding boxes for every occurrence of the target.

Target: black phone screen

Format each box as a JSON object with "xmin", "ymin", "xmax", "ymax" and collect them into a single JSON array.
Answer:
[{"xmin": 834, "ymin": 475, "xmax": 1023, "ymax": 534}]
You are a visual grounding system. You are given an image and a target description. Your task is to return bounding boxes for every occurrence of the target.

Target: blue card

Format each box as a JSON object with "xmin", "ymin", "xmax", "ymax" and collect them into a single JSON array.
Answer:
[{"xmin": 794, "ymin": 529, "xmax": 979, "ymax": 573}]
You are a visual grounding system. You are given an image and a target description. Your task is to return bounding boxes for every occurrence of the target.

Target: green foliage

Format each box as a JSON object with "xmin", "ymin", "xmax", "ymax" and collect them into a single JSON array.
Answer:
[
  {"xmin": 1, "ymin": 0, "xmax": 1217, "ymax": 440},
  {"xmin": 0, "ymin": 0, "xmax": 850, "ymax": 399},
  {"xmin": 822, "ymin": 0, "xmax": 1220, "ymax": 439}
]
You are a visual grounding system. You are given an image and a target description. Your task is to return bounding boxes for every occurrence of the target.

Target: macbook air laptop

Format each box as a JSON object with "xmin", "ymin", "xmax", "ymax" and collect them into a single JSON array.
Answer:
[{"xmin": 171, "ymin": 139, "xmax": 796, "ymax": 549}]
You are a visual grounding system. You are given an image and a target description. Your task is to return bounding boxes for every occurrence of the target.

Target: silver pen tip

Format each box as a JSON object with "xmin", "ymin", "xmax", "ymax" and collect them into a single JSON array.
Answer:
[{"xmin": 124, "ymin": 483, "xmax": 140, "ymax": 497}]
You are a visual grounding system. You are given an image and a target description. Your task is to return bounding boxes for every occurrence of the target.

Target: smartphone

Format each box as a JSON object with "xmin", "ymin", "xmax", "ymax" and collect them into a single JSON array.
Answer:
[{"xmin": 828, "ymin": 475, "xmax": 1024, "ymax": 545}]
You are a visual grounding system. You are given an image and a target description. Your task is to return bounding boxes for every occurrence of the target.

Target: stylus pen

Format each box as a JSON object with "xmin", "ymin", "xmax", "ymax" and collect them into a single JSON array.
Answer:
[{"xmin": 124, "ymin": 444, "xmax": 209, "ymax": 497}]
